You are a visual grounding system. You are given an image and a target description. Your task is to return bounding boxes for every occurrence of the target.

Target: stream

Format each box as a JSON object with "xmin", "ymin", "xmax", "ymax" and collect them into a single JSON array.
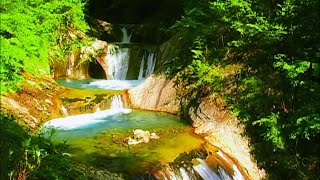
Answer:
[{"xmin": 42, "ymin": 27, "xmax": 246, "ymax": 179}]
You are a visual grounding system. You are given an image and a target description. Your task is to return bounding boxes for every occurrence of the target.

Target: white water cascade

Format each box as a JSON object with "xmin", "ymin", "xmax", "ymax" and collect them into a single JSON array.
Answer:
[
  {"xmin": 138, "ymin": 55, "xmax": 145, "ymax": 80},
  {"xmin": 61, "ymin": 105, "xmax": 69, "ymax": 116},
  {"xmin": 111, "ymin": 95, "xmax": 124, "ymax": 109},
  {"xmin": 106, "ymin": 46, "xmax": 130, "ymax": 80},
  {"xmin": 121, "ymin": 27, "xmax": 132, "ymax": 43},
  {"xmin": 138, "ymin": 52, "xmax": 157, "ymax": 80}
]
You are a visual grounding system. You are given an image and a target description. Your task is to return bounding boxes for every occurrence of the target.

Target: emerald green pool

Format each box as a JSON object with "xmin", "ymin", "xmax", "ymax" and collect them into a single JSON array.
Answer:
[{"xmin": 43, "ymin": 109, "xmax": 203, "ymax": 176}]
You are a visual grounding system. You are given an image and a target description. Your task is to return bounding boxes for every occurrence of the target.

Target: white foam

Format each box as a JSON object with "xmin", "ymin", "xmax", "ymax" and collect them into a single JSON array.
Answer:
[
  {"xmin": 107, "ymin": 46, "xmax": 130, "ymax": 80},
  {"xmin": 81, "ymin": 80, "xmax": 143, "ymax": 90},
  {"xmin": 42, "ymin": 108, "xmax": 132, "ymax": 130},
  {"xmin": 193, "ymin": 158, "xmax": 221, "ymax": 180}
]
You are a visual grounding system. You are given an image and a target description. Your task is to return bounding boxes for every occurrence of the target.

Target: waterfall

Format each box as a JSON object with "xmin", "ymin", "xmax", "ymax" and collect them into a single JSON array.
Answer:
[
  {"xmin": 140, "ymin": 156, "xmax": 244, "ymax": 180},
  {"xmin": 121, "ymin": 27, "xmax": 132, "ymax": 43},
  {"xmin": 111, "ymin": 95, "xmax": 124, "ymax": 109},
  {"xmin": 193, "ymin": 159, "xmax": 222, "ymax": 180},
  {"xmin": 95, "ymin": 106, "xmax": 101, "ymax": 112},
  {"xmin": 61, "ymin": 105, "xmax": 69, "ymax": 116},
  {"xmin": 105, "ymin": 27, "xmax": 131, "ymax": 80},
  {"xmin": 66, "ymin": 54, "xmax": 75, "ymax": 76},
  {"xmin": 138, "ymin": 52, "xmax": 157, "ymax": 80},
  {"xmin": 138, "ymin": 54, "xmax": 145, "ymax": 80},
  {"xmin": 106, "ymin": 46, "xmax": 130, "ymax": 80},
  {"xmin": 145, "ymin": 52, "xmax": 156, "ymax": 77}
]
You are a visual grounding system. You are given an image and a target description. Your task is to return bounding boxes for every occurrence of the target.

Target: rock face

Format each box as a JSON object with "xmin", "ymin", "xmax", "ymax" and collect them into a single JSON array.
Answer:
[
  {"xmin": 128, "ymin": 75, "xmax": 179, "ymax": 114},
  {"xmin": 51, "ymin": 40, "xmax": 109, "ymax": 79},
  {"xmin": 128, "ymin": 75, "xmax": 265, "ymax": 179},
  {"xmin": 52, "ymin": 49, "xmax": 90, "ymax": 79}
]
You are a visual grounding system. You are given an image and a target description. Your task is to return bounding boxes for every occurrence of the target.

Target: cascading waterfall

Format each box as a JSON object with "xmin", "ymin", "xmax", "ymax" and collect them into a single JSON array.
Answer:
[
  {"xmin": 61, "ymin": 105, "xmax": 69, "ymax": 116},
  {"xmin": 139, "ymin": 149, "xmax": 246, "ymax": 180},
  {"xmin": 106, "ymin": 46, "xmax": 130, "ymax": 80},
  {"xmin": 138, "ymin": 52, "xmax": 157, "ymax": 80},
  {"xmin": 121, "ymin": 27, "xmax": 132, "ymax": 43},
  {"xmin": 111, "ymin": 95, "xmax": 124, "ymax": 109},
  {"xmin": 66, "ymin": 56, "xmax": 75, "ymax": 76},
  {"xmin": 147, "ymin": 159, "xmax": 244, "ymax": 180},
  {"xmin": 146, "ymin": 52, "xmax": 156, "ymax": 77},
  {"xmin": 138, "ymin": 55, "xmax": 145, "ymax": 80}
]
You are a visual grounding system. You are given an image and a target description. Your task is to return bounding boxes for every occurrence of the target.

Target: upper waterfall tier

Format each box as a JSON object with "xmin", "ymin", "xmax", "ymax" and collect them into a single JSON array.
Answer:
[
  {"xmin": 106, "ymin": 46, "xmax": 130, "ymax": 80},
  {"xmin": 121, "ymin": 27, "xmax": 132, "ymax": 43},
  {"xmin": 104, "ymin": 43, "xmax": 158, "ymax": 80}
]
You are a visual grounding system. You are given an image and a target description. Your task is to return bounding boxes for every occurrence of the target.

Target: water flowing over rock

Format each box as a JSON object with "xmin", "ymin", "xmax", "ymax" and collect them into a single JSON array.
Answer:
[
  {"xmin": 120, "ymin": 27, "xmax": 132, "ymax": 43},
  {"xmin": 138, "ymin": 52, "xmax": 157, "ymax": 80},
  {"xmin": 106, "ymin": 46, "xmax": 130, "ymax": 80},
  {"xmin": 60, "ymin": 105, "xmax": 69, "ymax": 116},
  {"xmin": 111, "ymin": 95, "xmax": 124, "ymax": 109},
  {"xmin": 139, "ymin": 146, "xmax": 247, "ymax": 180}
]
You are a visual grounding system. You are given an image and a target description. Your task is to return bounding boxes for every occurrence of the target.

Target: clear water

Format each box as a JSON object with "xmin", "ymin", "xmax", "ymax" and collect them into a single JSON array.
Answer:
[{"xmin": 42, "ymin": 109, "xmax": 203, "ymax": 176}]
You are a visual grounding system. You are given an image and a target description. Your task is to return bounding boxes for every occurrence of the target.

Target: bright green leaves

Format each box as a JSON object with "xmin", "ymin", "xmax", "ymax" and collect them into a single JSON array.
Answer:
[
  {"xmin": 0, "ymin": 37, "xmax": 25, "ymax": 94},
  {"xmin": 253, "ymin": 113, "xmax": 285, "ymax": 150},
  {"xmin": 0, "ymin": 0, "xmax": 89, "ymax": 93},
  {"xmin": 290, "ymin": 115, "xmax": 320, "ymax": 140},
  {"xmin": 212, "ymin": 0, "xmax": 286, "ymax": 48},
  {"xmin": 274, "ymin": 54, "xmax": 311, "ymax": 79},
  {"xmin": 171, "ymin": 0, "xmax": 320, "ymax": 178},
  {"xmin": 176, "ymin": 59, "xmax": 223, "ymax": 101}
]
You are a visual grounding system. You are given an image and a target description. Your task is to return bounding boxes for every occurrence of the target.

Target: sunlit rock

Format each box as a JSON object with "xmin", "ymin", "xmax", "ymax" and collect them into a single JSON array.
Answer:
[
  {"xmin": 128, "ymin": 75, "xmax": 179, "ymax": 114},
  {"xmin": 150, "ymin": 132, "xmax": 160, "ymax": 139},
  {"xmin": 126, "ymin": 129, "xmax": 159, "ymax": 145}
]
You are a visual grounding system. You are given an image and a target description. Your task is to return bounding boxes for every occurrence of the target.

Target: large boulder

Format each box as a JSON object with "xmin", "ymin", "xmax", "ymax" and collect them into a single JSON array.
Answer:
[{"xmin": 128, "ymin": 75, "xmax": 179, "ymax": 114}]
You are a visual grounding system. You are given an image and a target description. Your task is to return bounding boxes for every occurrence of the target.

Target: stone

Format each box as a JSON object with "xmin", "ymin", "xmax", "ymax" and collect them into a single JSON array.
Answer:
[
  {"xmin": 126, "ymin": 129, "xmax": 159, "ymax": 145},
  {"xmin": 150, "ymin": 132, "xmax": 160, "ymax": 140},
  {"xmin": 127, "ymin": 137, "xmax": 140, "ymax": 145},
  {"xmin": 128, "ymin": 75, "xmax": 179, "ymax": 114}
]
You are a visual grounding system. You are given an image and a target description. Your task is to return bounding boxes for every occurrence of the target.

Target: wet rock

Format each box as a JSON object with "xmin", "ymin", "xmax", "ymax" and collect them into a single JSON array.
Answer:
[
  {"xmin": 150, "ymin": 132, "xmax": 160, "ymax": 140},
  {"xmin": 127, "ymin": 129, "xmax": 159, "ymax": 145}
]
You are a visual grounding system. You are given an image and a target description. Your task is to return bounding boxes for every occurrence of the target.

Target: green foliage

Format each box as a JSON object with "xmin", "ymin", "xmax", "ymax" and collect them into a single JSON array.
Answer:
[
  {"xmin": 0, "ymin": 0, "xmax": 89, "ymax": 94},
  {"xmin": 169, "ymin": 0, "xmax": 320, "ymax": 178},
  {"xmin": 0, "ymin": 112, "xmax": 82, "ymax": 179},
  {"xmin": 253, "ymin": 113, "xmax": 285, "ymax": 149}
]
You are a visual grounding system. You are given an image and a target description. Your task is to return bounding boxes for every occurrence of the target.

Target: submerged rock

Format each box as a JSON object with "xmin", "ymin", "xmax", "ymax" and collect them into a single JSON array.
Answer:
[
  {"xmin": 150, "ymin": 132, "xmax": 160, "ymax": 140},
  {"xmin": 127, "ymin": 129, "xmax": 159, "ymax": 145}
]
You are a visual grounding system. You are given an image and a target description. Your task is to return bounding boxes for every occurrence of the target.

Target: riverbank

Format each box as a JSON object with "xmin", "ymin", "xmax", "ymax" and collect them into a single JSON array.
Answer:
[
  {"xmin": 1, "ymin": 74, "xmax": 65, "ymax": 130},
  {"xmin": 1, "ymin": 74, "xmax": 263, "ymax": 179}
]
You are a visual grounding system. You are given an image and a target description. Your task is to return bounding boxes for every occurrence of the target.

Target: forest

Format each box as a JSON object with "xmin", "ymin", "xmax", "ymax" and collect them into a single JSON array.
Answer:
[{"xmin": 1, "ymin": 0, "xmax": 319, "ymax": 179}]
